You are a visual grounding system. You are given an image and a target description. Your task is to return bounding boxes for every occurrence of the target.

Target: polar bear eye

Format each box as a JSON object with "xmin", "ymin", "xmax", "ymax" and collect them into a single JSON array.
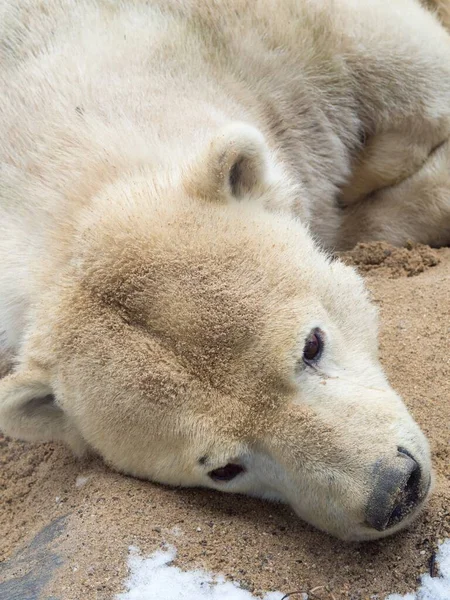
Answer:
[
  {"xmin": 303, "ymin": 329, "xmax": 324, "ymax": 364},
  {"xmin": 208, "ymin": 463, "xmax": 245, "ymax": 482}
]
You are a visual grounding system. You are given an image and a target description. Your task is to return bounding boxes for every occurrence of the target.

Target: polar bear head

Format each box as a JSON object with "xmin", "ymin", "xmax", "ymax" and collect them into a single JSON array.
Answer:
[{"xmin": 0, "ymin": 124, "xmax": 432, "ymax": 540}]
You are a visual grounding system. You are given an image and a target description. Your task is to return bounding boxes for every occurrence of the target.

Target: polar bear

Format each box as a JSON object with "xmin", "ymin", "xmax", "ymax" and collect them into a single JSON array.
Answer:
[{"xmin": 0, "ymin": 0, "xmax": 449, "ymax": 540}]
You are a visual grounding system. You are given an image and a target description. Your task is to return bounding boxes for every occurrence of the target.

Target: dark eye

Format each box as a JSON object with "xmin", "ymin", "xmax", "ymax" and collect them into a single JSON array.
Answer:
[
  {"xmin": 303, "ymin": 329, "xmax": 324, "ymax": 364},
  {"xmin": 208, "ymin": 463, "xmax": 245, "ymax": 482}
]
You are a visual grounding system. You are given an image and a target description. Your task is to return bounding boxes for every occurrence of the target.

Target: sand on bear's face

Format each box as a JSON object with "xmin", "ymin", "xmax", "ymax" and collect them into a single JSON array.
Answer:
[{"xmin": 1, "ymin": 244, "xmax": 449, "ymax": 600}]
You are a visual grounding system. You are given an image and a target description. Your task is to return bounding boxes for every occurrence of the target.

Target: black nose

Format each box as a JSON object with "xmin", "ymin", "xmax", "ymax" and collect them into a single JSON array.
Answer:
[{"xmin": 365, "ymin": 447, "xmax": 424, "ymax": 531}]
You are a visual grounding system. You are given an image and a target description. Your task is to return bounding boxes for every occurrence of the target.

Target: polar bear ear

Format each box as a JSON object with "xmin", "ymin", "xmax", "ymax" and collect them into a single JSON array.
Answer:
[
  {"xmin": 185, "ymin": 123, "xmax": 270, "ymax": 201},
  {"xmin": 0, "ymin": 371, "xmax": 86, "ymax": 455}
]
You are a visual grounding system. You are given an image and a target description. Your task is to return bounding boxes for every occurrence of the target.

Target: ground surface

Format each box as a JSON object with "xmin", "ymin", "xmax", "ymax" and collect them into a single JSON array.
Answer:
[{"xmin": 1, "ymin": 243, "xmax": 449, "ymax": 600}]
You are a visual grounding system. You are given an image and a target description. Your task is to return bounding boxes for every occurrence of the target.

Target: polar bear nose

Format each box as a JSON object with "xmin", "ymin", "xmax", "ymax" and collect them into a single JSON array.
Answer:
[{"xmin": 365, "ymin": 447, "xmax": 425, "ymax": 531}]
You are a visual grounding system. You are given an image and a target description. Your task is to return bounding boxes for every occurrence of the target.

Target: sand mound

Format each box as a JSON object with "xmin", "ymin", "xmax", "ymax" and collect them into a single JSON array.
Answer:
[
  {"xmin": 341, "ymin": 242, "xmax": 441, "ymax": 278},
  {"xmin": 1, "ymin": 246, "xmax": 449, "ymax": 600}
]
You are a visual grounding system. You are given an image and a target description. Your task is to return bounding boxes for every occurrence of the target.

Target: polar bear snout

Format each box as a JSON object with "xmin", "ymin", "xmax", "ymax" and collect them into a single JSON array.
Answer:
[{"xmin": 365, "ymin": 447, "xmax": 429, "ymax": 533}]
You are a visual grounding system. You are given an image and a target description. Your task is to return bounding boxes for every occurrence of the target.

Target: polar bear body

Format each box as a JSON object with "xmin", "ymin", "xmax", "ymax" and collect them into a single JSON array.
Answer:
[{"xmin": 0, "ymin": 0, "xmax": 448, "ymax": 539}]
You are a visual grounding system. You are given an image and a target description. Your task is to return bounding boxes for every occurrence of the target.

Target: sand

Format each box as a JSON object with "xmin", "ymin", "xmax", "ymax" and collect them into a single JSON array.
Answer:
[{"xmin": 1, "ymin": 243, "xmax": 449, "ymax": 600}]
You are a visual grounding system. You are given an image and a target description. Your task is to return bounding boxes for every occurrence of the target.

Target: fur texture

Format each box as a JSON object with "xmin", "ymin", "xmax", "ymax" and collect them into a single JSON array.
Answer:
[
  {"xmin": 423, "ymin": 0, "xmax": 450, "ymax": 29},
  {"xmin": 0, "ymin": 0, "xmax": 448, "ymax": 539}
]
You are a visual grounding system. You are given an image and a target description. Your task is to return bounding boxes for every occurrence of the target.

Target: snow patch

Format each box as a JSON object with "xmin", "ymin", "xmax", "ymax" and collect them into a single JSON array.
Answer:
[{"xmin": 116, "ymin": 545, "xmax": 285, "ymax": 600}]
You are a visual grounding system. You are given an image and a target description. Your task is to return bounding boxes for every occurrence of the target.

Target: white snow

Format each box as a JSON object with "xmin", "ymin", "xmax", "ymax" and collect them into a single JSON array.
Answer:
[
  {"xmin": 116, "ymin": 545, "xmax": 285, "ymax": 600},
  {"xmin": 386, "ymin": 539, "xmax": 450, "ymax": 600},
  {"xmin": 116, "ymin": 540, "xmax": 450, "ymax": 600}
]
